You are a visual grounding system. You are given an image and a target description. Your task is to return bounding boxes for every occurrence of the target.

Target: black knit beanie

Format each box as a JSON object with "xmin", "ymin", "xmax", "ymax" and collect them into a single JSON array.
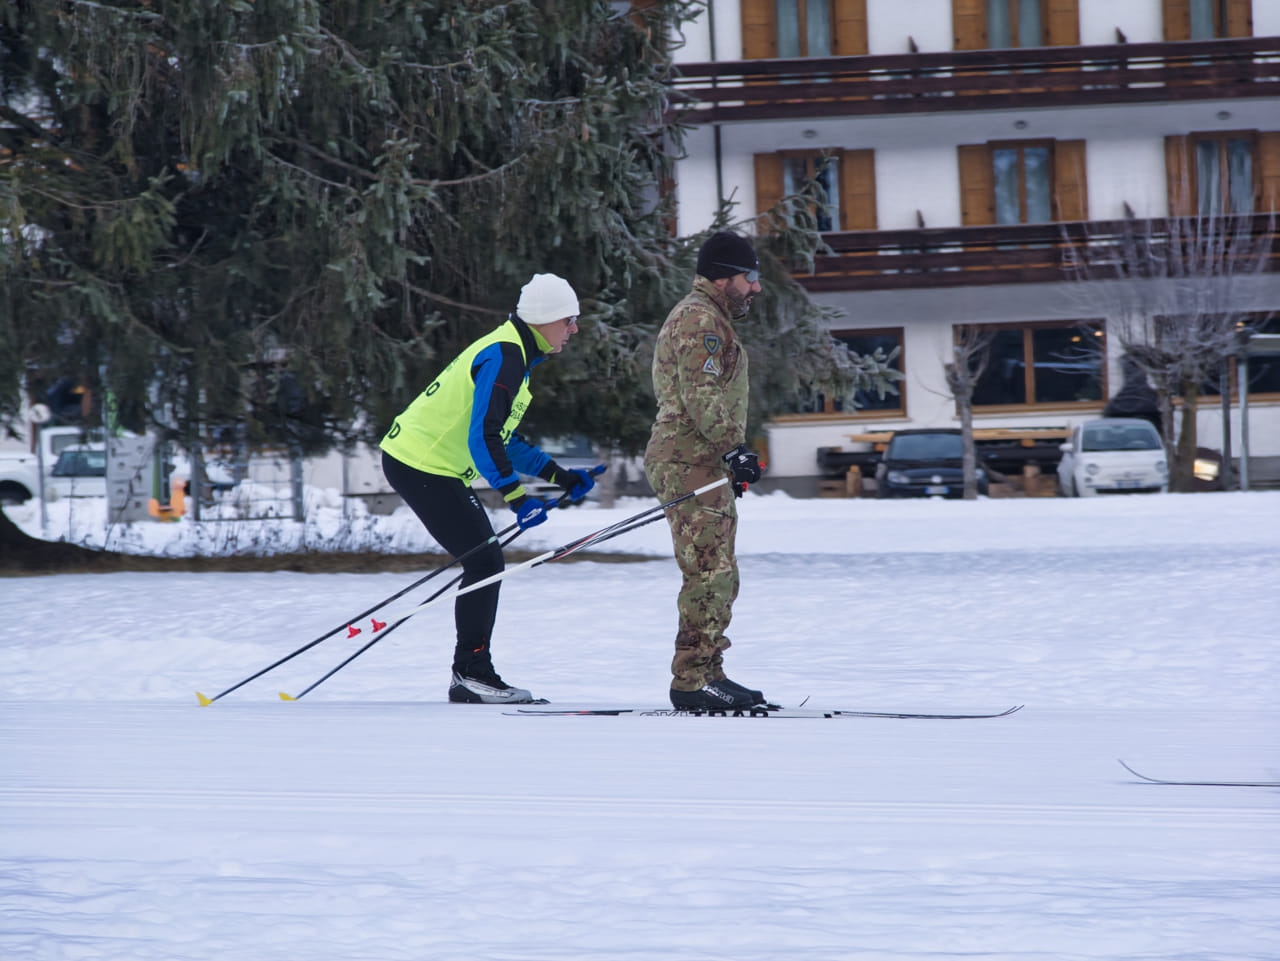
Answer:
[{"xmin": 696, "ymin": 231, "xmax": 759, "ymax": 281}]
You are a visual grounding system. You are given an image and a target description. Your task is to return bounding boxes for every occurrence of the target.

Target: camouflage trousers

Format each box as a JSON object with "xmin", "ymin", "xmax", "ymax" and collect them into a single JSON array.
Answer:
[{"xmin": 644, "ymin": 460, "xmax": 739, "ymax": 692}]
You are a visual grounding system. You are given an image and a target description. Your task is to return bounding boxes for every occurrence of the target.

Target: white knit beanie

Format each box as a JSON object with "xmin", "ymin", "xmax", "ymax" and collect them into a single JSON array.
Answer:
[{"xmin": 516, "ymin": 273, "xmax": 580, "ymax": 325}]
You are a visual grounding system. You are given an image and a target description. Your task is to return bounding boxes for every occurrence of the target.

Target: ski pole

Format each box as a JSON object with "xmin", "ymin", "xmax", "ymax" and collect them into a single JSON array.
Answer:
[
  {"xmin": 280, "ymin": 476, "xmax": 732, "ymax": 701},
  {"xmin": 194, "ymin": 526, "xmax": 516, "ymax": 706},
  {"xmin": 196, "ymin": 467, "xmax": 604, "ymax": 705},
  {"xmin": 279, "ymin": 526, "xmax": 527, "ymax": 701},
  {"xmin": 276, "ymin": 476, "xmax": 726, "ymax": 702}
]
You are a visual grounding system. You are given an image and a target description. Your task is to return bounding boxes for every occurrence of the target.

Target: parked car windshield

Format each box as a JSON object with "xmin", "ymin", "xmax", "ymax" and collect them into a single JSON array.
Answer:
[
  {"xmin": 1081, "ymin": 423, "xmax": 1161, "ymax": 452},
  {"xmin": 889, "ymin": 433, "xmax": 963, "ymax": 460},
  {"xmin": 52, "ymin": 449, "xmax": 107, "ymax": 477}
]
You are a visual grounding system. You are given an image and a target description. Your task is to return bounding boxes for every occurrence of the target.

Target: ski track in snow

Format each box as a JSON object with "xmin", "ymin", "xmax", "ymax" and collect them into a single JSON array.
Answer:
[{"xmin": 1, "ymin": 492, "xmax": 1278, "ymax": 960}]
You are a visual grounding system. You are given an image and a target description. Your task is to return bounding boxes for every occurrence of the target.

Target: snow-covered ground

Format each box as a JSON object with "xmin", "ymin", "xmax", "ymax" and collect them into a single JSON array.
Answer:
[{"xmin": 2, "ymin": 491, "xmax": 1278, "ymax": 960}]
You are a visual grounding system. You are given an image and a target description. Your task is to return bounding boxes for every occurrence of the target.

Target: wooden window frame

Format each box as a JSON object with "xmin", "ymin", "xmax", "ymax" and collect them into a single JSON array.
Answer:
[
  {"xmin": 1188, "ymin": 313, "xmax": 1280, "ymax": 401},
  {"xmin": 1163, "ymin": 0, "xmax": 1254, "ymax": 41},
  {"xmin": 990, "ymin": 0, "xmax": 1049, "ymax": 48},
  {"xmin": 780, "ymin": 149, "xmax": 841, "ymax": 231},
  {"xmin": 989, "ymin": 139, "xmax": 1056, "ymax": 224},
  {"xmin": 778, "ymin": 0, "xmax": 828, "ymax": 58},
  {"xmin": 755, "ymin": 148, "xmax": 877, "ymax": 232},
  {"xmin": 964, "ymin": 319, "xmax": 1108, "ymax": 412},
  {"xmin": 1192, "ymin": 130, "xmax": 1259, "ymax": 216},
  {"xmin": 960, "ymin": 139, "xmax": 1087, "ymax": 225},
  {"xmin": 775, "ymin": 326, "xmax": 906, "ymax": 420},
  {"xmin": 953, "ymin": 0, "xmax": 1078, "ymax": 50},
  {"xmin": 742, "ymin": 0, "xmax": 868, "ymax": 60}
]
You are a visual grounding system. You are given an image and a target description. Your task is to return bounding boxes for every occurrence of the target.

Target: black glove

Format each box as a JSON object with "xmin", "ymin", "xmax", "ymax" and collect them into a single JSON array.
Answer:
[
  {"xmin": 545, "ymin": 462, "xmax": 605, "ymax": 504},
  {"xmin": 723, "ymin": 444, "xmax": 763, "ymax": 485},
  {"xmin": 733, "ymin": 481, "xmax": 747, "ymax": 498}
]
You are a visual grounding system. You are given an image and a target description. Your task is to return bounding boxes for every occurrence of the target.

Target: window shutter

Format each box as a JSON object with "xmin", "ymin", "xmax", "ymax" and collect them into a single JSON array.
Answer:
[
  {"xmin": 742, "ymin": 0, "xmax": 777, "ymax": 59},
  {"xmin": 839, "ymin": 149, "xmax": 877, "ymax": 230},
  {"xmin": 834, "ymin": 0, "xmax": 869, "ymax": 56},
  {"xmin": 754, "ymin": 153, "xmax": 785, "ymax": 230},
  {"xmin": 958, "ymin": 144, "xmax": 994, "ymax": 225},
  {"xmin": 1258, "ymin": 131, "xmax": 1280, "ymax": 212},
  {"xmin": 1165, "ymin": 135, "xmax": 1194, "ymax": 216},
  {"xmin": 1045, "ymin": 0, "xmax": 1080, "ymax": 46},
  {"xmin": 952, "ymin": 0, "xmax": 986, "ymax": 50},
  {"xmin": 1053, "ymin": 140, "xmax": 1088, "ymax": 221},
  {"xmin": 1226, "ymin": 0, "xmax": 1253, "ymax": 38},
  {"xmin": 1162, "ymin": 0, "xmax": 1191, "ymax": 41}
]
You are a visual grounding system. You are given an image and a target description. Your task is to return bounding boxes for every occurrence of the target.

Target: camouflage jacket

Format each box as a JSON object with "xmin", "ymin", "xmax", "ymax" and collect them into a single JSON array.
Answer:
[{"xmin": 644, "ymin": 276, "xmax": 749, "ymax": 468}]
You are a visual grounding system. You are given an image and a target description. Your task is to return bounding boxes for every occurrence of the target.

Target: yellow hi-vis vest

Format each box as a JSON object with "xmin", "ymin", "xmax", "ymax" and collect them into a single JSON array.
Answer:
[{"xmin": 379, "ymin": 320, "xmax": 539, "ymax": 487}]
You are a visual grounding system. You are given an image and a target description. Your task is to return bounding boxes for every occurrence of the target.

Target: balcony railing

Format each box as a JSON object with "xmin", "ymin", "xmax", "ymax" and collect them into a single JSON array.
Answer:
[
  {"xmin": 668, "ymin": 37, "xmax": 1280, "ymax": 123},
  {"xmin": 798, "ymin": 214, "xmax": 1280, "ymax": 291}
]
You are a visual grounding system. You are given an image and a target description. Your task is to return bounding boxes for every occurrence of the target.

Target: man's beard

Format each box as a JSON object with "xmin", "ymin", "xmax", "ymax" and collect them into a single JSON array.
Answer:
[{"xmin": 726, "ymin": 287, "xmax": 755, "ymax": 319}]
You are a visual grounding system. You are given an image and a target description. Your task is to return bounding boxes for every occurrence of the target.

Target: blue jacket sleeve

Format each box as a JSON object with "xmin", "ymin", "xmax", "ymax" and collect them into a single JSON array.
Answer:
[
  {"xmin": 467, "ymin": 343, "xmax": 527, "ymax": 492},
  {"xmin": 506, "ymin": 433, "xmax": 550, "ymax": 478}
]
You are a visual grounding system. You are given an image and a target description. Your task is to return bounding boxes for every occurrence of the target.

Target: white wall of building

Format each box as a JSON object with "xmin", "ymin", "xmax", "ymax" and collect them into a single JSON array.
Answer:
[
  {"xmin": 674, "ymin": 126, "xmax": 723, "ymax": 233},
  {"xmin": 1253, "ymin": 3, "xmax": 1280, "ymax": 35},
  {"xmin": 1078, "ymin": 0, "xmax": 1164, "ymax": 45},
  {"xmin": 672, "ymin": 4, "xmax": 712, "ymax": 61},
  {"xmin": 876, "ymin": 146, "xmax": 964, "ymax": 229},
  {"xmin": 1086, "ymin": 138, "xmax": 1168, "ymax": 219},
  {"xmin": 867, "ymin": 0, "xmax": 952, "ymax": 54}
]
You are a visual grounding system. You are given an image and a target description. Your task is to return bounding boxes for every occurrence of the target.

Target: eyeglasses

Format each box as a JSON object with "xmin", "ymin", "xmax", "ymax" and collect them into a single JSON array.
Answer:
[{"xmin": 712, "ymin": 263, "xmax": 760, "ymax": 284}]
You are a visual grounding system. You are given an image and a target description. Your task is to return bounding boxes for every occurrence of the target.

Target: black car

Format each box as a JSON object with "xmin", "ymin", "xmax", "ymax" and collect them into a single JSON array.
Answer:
[{"xmin": 874, "ymin": 429, "xmax": 989, "ymax": 499}]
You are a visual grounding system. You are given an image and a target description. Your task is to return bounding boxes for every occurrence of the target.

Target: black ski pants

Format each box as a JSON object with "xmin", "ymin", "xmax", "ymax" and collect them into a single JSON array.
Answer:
[{"xmin": 382, "ymin": 452, "xmax": 504, "ymax": 670}]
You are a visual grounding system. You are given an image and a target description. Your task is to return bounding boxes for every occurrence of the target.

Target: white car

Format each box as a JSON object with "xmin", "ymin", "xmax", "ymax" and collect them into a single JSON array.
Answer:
[{"xmin": 1057, "ymin": 418, "xmax": 1168, "ymax": 497}]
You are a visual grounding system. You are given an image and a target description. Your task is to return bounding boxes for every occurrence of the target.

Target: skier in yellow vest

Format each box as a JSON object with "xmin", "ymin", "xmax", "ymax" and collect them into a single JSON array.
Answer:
[{"xmin": 380, "ymin": 274, "xmax": 600, "ymax": 703}]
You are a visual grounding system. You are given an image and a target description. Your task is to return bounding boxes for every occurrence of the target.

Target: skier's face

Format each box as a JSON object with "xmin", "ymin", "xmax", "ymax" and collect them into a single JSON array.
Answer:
[
  {"xmin": 542, "ymin": 316, "xmax": 579, "ymax": 353},
  {"xmin": 723, "ymin": 271, "xmax": 761, "ymax": 319}
]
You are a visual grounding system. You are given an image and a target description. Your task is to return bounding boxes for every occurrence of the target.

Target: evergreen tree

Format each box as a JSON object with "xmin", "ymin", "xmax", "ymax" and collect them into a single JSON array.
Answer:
[{"xmin": 1, "ymin": 0, "xmax": 896, "ymax": 464}]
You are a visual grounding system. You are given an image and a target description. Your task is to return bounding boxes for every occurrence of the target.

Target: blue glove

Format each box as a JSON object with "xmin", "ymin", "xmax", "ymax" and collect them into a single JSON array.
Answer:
[
  {"xmin": 549, "ymin": 463, "xmax": 606, "ymax": 504},
  {"xmin": 512, "ymin": 494, "xmax": 551, "ymax": 530}
]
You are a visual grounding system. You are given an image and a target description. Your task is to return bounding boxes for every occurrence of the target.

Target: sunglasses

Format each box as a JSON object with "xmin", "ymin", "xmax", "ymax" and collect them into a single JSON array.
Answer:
[{"xmin": 712, "ymin": 262, "xmax": 760, "ymax": 284}]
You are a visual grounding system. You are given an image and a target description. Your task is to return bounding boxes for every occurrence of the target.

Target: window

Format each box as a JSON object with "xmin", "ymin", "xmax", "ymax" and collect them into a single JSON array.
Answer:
[
  {"xmin": 953, "ymin": 0, "xmax": 1078, "ymax": 50},
  {"xmin": 794, "ymin": 328, "xmax": 905, "ymax": 415},
  {"xmin": 988, "ymin": 0, "xmax": 1043, "ymax": 48},
  {"xmin": 1167, "ymin": 132, "xmax": 1267, "ymax": 216},
  {"xmin": 1201, "ymin": 315, "xmax": 1280, "ymax": 398},
  {"xmin": 784, "ymin": 153, "xmax": 840, "ymax": 231},
  {"xmin": 754, "ymin": 148, "xmax": 876, "ymax": 231},
  {"xmin": 1081, "ymin": 421, "xmax": 1161, "ymax": 452},
  {"xmin": 958, "ymin": 140, "xmax": 1087, "ymax": 225},
  {"xmin": 969, "ymin": 321, "xmax": 1105, "ymax": 408},
  {"xmin": 992, "ymin": 143, "xmax": 1053, "ymax": 224},
  {"xmin": 777, "ymin": 0, "xmax": 832, "ymax": 58},
  {"xmin": 1163, "ymin": 0, "xmax": 1253, "ymax": 41},
  {"xmin": 742, "ymin": 0, "xmax": 867, "ymax": 59},
  {"xmin": 1195, "ymin": 135, "xmax": 1255, "ymax": 216}
]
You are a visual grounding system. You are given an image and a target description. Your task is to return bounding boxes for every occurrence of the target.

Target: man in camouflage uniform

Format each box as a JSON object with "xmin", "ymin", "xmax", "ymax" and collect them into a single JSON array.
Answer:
[{"xmin": 645, "ymin": 231, "xmax": 767, "ymax": 711}]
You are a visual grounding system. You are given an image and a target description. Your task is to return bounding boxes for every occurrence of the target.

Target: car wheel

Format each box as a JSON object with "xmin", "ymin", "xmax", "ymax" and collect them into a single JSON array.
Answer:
[{"xmin": 0, "ymin": 482, "xmax": 32, "ymax": 506}]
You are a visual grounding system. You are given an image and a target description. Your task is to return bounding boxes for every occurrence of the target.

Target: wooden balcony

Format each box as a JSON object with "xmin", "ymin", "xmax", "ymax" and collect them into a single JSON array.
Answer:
[
  {"xmin": 668, "ymin": 37, "xmax": 1280, "ymax": 123},
  {"xmin": 799, "ymin": 214, "xmax": 1280, "ymax": 292}
]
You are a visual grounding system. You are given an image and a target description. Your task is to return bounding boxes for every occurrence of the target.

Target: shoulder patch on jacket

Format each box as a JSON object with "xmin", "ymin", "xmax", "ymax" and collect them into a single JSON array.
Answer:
[{"xmin": 701, "ymin": 333, "xmax": 722, "ymax": 375}]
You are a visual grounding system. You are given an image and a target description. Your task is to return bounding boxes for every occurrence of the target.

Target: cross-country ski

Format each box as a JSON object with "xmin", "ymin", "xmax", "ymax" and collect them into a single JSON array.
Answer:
[
  {"xmin": 510, "ymin": 704, "xmax": 1025, "ymax": 719},
  {"xmin": 1118, "ymin": 759, "xmax": 1280, "ymax": 787}
]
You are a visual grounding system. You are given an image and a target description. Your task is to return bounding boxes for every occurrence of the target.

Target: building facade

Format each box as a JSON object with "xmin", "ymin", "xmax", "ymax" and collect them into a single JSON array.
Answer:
[{"xmin": 666, "ymin": 0, "xmax": 1280, "ymax": 491}]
